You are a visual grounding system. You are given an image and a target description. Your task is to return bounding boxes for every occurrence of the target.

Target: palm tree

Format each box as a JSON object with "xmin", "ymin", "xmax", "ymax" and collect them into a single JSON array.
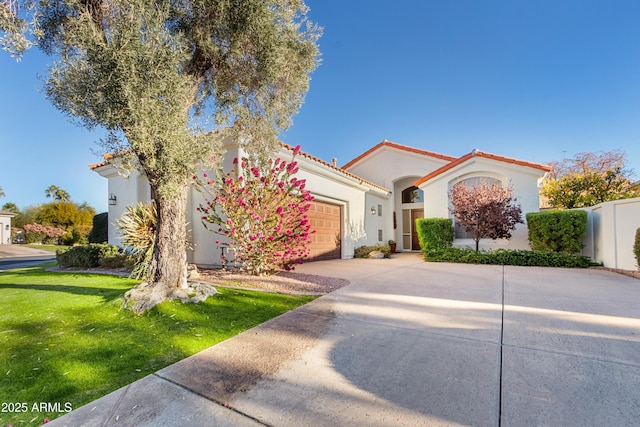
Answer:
[
  {"xmin": 45, "ymin": 185, "xmax": 71, "ymax": 202},
  {"xmin": 0, "ymin": 185, "xmax": 5, "ymax": 199}
]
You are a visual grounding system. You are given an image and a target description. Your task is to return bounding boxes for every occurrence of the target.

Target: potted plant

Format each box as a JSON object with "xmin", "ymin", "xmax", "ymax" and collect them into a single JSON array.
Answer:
[{"xmin": 388, "ymin": 239, "xmax": 396, "ymax": 253}]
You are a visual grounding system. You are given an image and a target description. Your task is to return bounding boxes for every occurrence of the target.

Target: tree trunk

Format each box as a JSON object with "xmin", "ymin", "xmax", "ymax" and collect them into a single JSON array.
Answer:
[{"xmin": 124, "ymin": 184, "xmax": 216, "ymax": 314}]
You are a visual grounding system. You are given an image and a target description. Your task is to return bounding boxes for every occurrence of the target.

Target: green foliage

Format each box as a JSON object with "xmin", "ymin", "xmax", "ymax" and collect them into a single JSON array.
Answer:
[
  {"xmin": 45, "ymin": 185, "xmax": 71, "ymax": 202},
  {"xmin": 88, "ymin": 212, "xmax": 109, "ymax": 243},
  {"xmin": 56, "ymin": 244, "xmax": 123, "ymax": 268},
  {"xmin": 4, "ymin": 0, "xmax": 321, "ymax": 297},
  {"xmin": 0, "ymin": 264, "xmax": 314, "ymax": 426},
  {"xmin": 424, "ymin": 247, "xmax": 594, "ymax": 268},
  {"xmin": 354, "ymin": 245, "xmax": 391, "ymax": 258},
  {"xmin": 416, "ymin": 218, "xmax": 454, "ymax": 251},
  {"xmin": 527, "ymin": 210, "xmax": 587, "ymax": 254},
  {"xmin": 11, "ymin": 205, "xmax": 39, "ymax": 229},
  {"xmin": 116, "ymin": 202, "xmax": 157, "ymax": 279},
  {"xmin": 634, "ymin": 228, "xmax": 640, "ymax": 270},
  {"xmin": 61, "ymin": 225, "xmax": 92, "ymax": 246},
  {"xmin": 1, "ymin": 202, "xmax": 19, "ymax": 213},
  {"xmin": 35, "ymin": 201, "xmax": 94, "ymax": 229},
  {"xmin": 541, "ymin": 150, "xmax": 640, "ymax": 209}
]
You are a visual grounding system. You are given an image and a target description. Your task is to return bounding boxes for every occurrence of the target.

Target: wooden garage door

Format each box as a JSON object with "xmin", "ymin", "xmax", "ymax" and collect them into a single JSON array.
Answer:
[{"xmin": 307, "ymin": 201, "xmax": 342, "ymax": 261}]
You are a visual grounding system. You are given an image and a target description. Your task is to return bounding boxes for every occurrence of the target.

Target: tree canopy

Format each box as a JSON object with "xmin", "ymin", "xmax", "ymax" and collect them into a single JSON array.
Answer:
[
  {"xmin": 1, "ymin": 0, "xmax": 321, "ymax": 313},
  {"xmin": 45, "ymin": 185, "xmax": 71, "ymax": 202},
  {"xmin": 449, "ymin": 181, "xmax": 523, "ymax": 252},
  {"xmin": 541, "ymin": 149, "xmax": 640, "ymax": 209}
]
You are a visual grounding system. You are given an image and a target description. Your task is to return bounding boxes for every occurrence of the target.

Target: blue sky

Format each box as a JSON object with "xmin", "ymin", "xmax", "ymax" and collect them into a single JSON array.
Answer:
[{"xmin": 2, "ymin": 0, "xmax": 640, "ymax": 213}]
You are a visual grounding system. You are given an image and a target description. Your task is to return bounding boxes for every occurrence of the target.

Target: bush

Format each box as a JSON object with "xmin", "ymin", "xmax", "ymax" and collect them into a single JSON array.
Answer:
[
  {"xmin": 23, "ymin": 223, "xmax": 66, "ymax": 244},
  {"xmin": 423, "ymin": 247, "xmax": 594, "ymax": 268},
  {"xmin": 527, "ymin": 210, "xmax": 587, "ymax": 254},
  {"xmin": 354, "ymin": 245, "xmax": 391, "ymax": 258},
  {"xmin": 88, "ymin": 212, "xmax": 109, "ymax": 243},
  {"xmin": 634, "ymin": 228, "xmax": 640, "ymax": 270},
  {"xmin": 416, "ymin": 218, "xmax": 454, "ymax": 251},
  {"xmin": 56, "ymin": 244, "xmax": 123, "ymax": 268},
  {"xmin": 61, "ymin": 225, "xmax": 92, "ymax": 246}
]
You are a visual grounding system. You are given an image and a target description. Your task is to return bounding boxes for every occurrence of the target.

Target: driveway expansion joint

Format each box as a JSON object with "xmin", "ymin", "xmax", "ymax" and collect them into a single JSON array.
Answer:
[{"xmin": 152, "ymin": 373, "xmax": 270, "ymax": 426}]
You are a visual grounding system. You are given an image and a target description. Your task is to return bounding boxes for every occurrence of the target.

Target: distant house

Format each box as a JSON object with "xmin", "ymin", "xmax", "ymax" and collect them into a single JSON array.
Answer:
[
  {"xmin": 0, "ymin": 211, "xmax": 15, "ymax": 245},
  {"xmin": 91, "ymin": 138, "xmax": 551, "ymax": 266}
]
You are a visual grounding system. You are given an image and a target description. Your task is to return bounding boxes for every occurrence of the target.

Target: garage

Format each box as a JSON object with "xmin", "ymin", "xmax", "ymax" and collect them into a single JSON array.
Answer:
[{"xmin": 307, "ymin": 201, "xmax": 342, "ymax": 261}]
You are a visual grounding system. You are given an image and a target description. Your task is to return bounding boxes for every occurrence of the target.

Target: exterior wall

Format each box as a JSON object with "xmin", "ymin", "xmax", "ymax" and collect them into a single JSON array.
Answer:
[
  {"xmin": 363, "ymin": 192, "xmax": 393, "ymax": 246},
  {"xmin": 98, "ymin": 143, "xmax": 387, "ymax": 266},
  {"xmin": 419, "ymin": 157, "xmax": 545, "ymax": 250},
  {"xmin": 580, "ymin": 197, "xmax": 640, "ymax": 270},
  {"xmin": 187, "ymin": 145, "xmax": 383, "ymax": 265},
  {"xmin": 0, "ymin": 214, "xmax": 12, "ymax": 245},
  {"xmin": 101, "ymin": 168, "xmax": 152, "ymax": 247},
  {"xmin": 345, "ymin": 146, "xmax": 450, "ymax": 190}
]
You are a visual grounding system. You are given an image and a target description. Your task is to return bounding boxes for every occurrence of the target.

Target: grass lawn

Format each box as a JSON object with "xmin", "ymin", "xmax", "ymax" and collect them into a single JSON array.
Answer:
[
  {"xmin": 0, "ymin": 263, "xmax": 316, "ymax": 426},
  {"xmin": 26, "ymin": 244, "xmax": 71, "ymax": 252}
]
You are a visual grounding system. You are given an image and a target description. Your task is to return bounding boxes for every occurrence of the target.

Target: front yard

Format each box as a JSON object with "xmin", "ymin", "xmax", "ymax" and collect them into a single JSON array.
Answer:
[{"xmin": 0, "ymin": 264, "xmax": 316, "ymax": 426}]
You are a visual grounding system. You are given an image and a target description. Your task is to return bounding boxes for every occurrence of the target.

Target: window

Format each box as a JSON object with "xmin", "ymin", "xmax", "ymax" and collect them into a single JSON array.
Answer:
[
  {"xmin": 401, "ymin": 186, "xmax": 424, "ymax": 204},
  {"xmin": 378, "ymin": 229, "xmax": 383, "ymax": 242},
  {"xmin": 453, "ymin": 177, "xmax": 501, "ymax": 238},
  {"xmin": 378, "ymin": 204, "xmax": 382, "ymax": 216}
]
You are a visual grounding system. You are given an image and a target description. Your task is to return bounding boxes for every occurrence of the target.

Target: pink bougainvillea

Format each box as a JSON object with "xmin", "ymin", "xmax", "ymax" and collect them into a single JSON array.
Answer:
[
  {"xmin": 194, "ymin": 146, "xmax": 314, "ymax": 276},
  {"xmin": 23, "ymin": 223, "xmax": 66, "ymax": 244}
]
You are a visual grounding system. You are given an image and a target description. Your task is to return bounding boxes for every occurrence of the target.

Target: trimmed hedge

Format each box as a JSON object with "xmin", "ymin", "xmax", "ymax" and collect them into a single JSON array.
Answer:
[
  {"xmin": 56, "ymin": 244, "xmax": 124, "ymax": 268},
  {"xmin": 88, "ymin": 212, "xmax": 109, "ymax": 243},
  {"xmin": 416, "ymin": 218, "xmax": 454, "ymax": 251},
  {"xmin": 423, "ymin": 247, "xmax": 595, "ymax": 268},
  {"xmin": 354, "ymin": 245, "xmax": 391, "ymax": 258},
  {"xmin": 526, "ymin": 210, "xmax": 587, "ymax": 254},
  {"xmin": 635, "ymin": 228, "xmax": 640, "ymax": 270}
]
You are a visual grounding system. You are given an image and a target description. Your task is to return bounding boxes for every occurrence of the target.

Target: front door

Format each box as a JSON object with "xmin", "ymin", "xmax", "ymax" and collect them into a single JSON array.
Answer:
[{"xmin": 411, "ymin": 209, "xmax": 424, "ymax": 250}]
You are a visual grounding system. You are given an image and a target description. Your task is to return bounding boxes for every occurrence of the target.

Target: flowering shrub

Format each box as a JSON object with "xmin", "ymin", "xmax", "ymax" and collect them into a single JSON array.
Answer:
[
  {"xmin": 23, "ymin": 223, "xmax": 66, "ymax": 244},
  {"xmin": 194, "ymin": 145, "xmax": 314, "ymax": 276}
]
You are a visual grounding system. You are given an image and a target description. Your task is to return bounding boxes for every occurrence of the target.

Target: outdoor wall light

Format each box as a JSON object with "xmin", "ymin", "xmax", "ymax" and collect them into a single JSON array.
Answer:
[
  {"xmin": 370, "ymin": 206, "xmax": 377, "ymax": 215},
  {"xmin": 108, "ymin": 193, "xmax": 117, "ymax": 206},
  {"xmin": 4, "ymin": 225, "xmax": 8, "ymax": 231}
]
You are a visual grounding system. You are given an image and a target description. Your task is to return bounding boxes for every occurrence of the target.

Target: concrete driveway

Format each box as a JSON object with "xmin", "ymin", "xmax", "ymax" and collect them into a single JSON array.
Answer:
[{"xmin": 49, "ymin": 254, "xmax": 640, "ymax": 426}]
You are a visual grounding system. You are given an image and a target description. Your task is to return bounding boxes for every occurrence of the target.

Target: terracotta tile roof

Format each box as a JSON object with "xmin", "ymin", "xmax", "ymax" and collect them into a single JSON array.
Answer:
[
  {"xmin": 89, "ymin": 152, "xmax": 120, "ymax": 170},
  {"xmin": 342, "ymin": 140, "xmax": 457, "ymax": 169},
  {"xmin": 280, "ymin": 143, "xmax": 391, "ymax": 194},
  {"xmin": 414, "ymin": 148, "xmax": 552, "ymax": 186},
  {"xmin": 89, "ymin": 144, "xmax": 391, "ymax": 194}
]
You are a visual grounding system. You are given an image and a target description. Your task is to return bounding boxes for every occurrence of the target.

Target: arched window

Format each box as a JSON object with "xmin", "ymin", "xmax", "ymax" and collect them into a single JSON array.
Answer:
[
  {"xmin": 452, "ymin": 177, "xmax": 501, "ymax": 238},
  {"xmin": 401, "ymin": 186, "xmax": 424, "ymax": 204}
]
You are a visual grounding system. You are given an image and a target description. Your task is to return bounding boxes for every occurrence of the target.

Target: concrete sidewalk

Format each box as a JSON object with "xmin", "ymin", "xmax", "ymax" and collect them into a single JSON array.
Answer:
[
  {"xmin": 48, "ymin": 254, "xmax": 640, "ymax": 426},
  {"xmin": 0, "ymin": 244, "xmax": 56, "ymax": 259}
]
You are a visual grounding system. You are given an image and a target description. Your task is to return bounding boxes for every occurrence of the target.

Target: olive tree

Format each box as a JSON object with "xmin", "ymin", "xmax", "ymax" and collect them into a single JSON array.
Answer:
[{"xmin": 2, "ymin": 0, "xmax": 320, "ymax": 313}]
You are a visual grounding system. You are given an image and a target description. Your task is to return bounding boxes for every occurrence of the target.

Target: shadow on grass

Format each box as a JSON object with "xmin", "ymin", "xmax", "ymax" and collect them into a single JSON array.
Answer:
[{"xmin": 0, "ymin": 283, "xmax": 127, "ymax": 302}]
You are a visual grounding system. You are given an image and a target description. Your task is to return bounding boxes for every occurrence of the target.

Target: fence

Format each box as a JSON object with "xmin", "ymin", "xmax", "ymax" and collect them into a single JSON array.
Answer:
[{"xmin": 580, "ymin": 197, "xmax": 640, "ymax": 270}]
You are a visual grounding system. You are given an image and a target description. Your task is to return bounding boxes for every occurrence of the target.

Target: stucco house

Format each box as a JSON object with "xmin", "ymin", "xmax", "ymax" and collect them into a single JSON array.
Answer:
[
  {"xmin": 0, "ymin": 210, "xmax": 15, "ymax": 245},
  {"xmin": 91, "ymin": 138, "xmax": 551, "ymax": 266}
]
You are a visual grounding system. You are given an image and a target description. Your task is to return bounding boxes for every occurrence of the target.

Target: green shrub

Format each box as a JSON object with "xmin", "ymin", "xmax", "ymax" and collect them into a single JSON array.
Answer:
[
  {"xmin": 88, "ymin": 212, "xmax": 109, "ymax": 243},
  {"xmin": 416, "ymin": 218, "xmax": 454, "ymax": 252},
  {"xmin": 634, "ymin": 228, "xmax": 640, "ymax": 270},
  {"xmin": 526, "ymin": 210, "xmax": 587, "ymax": 254},
  {"xmin": 354, "ymin": 245, "xmax": 391, "ymax": 258},
  {"xmin": 423, "ymin": 247, "xmax": 594, "ymax": 268},
  {"xmin": 56, "ymin": 244, "xmax": 123, "ymax": 268},
  {"xmin": 99, "ymin": 253, "xmax": 136, "ymax": 269}
]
